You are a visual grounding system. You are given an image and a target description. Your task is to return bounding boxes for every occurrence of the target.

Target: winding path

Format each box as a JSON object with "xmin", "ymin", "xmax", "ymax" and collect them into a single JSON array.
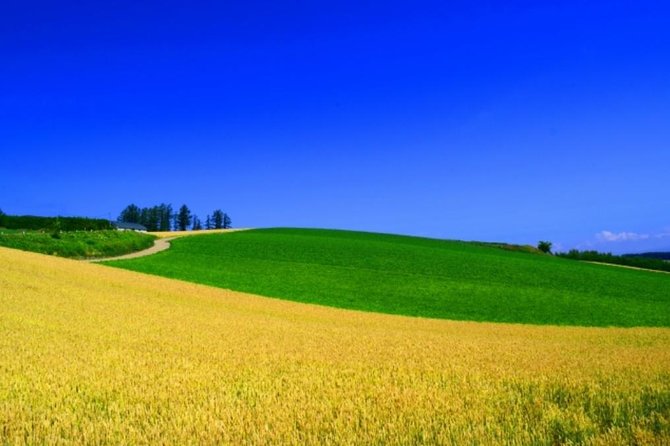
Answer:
[
  {"xmin": 87, "ymin": 237, "xmax": 176, "ymax": 263},
  {"xmin": 86, "ymin": 229, "xmax": 249, "ymax": 263}
]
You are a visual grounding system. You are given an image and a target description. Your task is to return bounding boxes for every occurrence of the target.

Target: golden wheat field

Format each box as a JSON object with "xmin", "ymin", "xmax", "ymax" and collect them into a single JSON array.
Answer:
[{"xmin": 1, "ymin": 246, "xmax": 669, "ymax": 445}]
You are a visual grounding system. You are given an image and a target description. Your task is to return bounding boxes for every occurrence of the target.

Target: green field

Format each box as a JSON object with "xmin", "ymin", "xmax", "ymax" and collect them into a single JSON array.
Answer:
[
  {"xmin": 0, "ymin": 230, "xmax": 155, "ymax": 258},
  {"xmin": 106, "ymin": 228, "xmax": 670, "ymax": 327}
]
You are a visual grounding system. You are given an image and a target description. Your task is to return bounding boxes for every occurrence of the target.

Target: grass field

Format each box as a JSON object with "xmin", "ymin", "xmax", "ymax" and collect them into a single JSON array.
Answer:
[
  {"xmin": 1, "ymin": 246, "xmax": 669, "ymax": 444},
  {"xmin": 0, "ymin": 229, "xmax": 155, "ymax": 258},
  {"xmin": 106, "ymin": 228, "xmax": 670, "ymax": 327}
]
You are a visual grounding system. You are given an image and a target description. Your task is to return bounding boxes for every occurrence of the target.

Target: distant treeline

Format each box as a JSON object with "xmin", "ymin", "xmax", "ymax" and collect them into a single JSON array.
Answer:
[
  {"xmin": 557, "ymin": 250, "xmax": 670, "ymax": 273},
  {"xmin": 118, "ymin": 203, "xmax": 231, "ymax": 232},
  {"xmin": 472, "ymin": 241, "xmax": 542, "ymax": 254},
  {"xmin": 0, "ymin": 211, "xmax": 112, "ymax": 231},
  {"xmin": 625, "ymin": 252, "xmax": 670, "ymax": 261}
]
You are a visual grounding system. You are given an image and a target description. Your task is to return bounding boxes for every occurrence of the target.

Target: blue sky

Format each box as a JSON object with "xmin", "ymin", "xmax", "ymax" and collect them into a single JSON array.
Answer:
[{"xmin": 1, "ymin": 1, "xmax": 669, "ymax": 253}]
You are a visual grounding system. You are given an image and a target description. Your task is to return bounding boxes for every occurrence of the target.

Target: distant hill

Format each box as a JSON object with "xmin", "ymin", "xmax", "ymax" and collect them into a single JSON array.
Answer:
[
  {"xmin": 105, "ymin": 228, "xmax": 670, "ymax": 327},
  {"xmin": 624, "ymin": 252, "xmax": 670, "ymax": 260}
]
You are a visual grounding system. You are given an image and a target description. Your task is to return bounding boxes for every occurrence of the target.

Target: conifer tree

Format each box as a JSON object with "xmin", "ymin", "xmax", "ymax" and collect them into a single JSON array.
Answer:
[
  {"xmin": 212, "ymin": 209, "xmax": 224, "ymax": 229},
  {"xmin": 192, "ymin": 214, "xmax": 202, "ymax": 231},
  {"xmin": 177, "ymin": 205, "xmax": 192, "ymax": 231},
  {"xmin": 118, "ymin": 204, "xmax": 141, "ymax": 223}
]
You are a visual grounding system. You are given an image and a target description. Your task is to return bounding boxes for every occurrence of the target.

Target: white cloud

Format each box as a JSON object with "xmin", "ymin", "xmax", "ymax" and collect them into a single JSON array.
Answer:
[{"xmin": 596, "ymin": 230, "xmax": 650, "ymax": 242}]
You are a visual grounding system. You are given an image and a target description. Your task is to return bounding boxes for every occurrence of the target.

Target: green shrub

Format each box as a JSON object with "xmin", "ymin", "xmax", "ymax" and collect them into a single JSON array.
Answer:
[{"xmin": 537, "ymin": 241, "xmax": 552, "ymax": 254}]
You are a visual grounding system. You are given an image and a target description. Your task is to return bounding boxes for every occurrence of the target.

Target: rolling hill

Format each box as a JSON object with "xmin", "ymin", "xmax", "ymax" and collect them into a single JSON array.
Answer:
[
  {"xmin": 1, "ymin": 245, "xmax": 669, "ymax": 444},
  {"xmin": 106, "ymin": 228, "xmax": 670, "ymax": 327}
]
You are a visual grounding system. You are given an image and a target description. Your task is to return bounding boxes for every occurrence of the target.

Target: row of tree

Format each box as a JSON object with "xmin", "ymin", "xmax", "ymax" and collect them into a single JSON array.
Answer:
[
  {"xmin": 0, "ymin": 209, "xmax": 112, "ymax": 231},
  {"xmin": 118, "ymin": 204, "xmax": 231, "ymax": 232}
]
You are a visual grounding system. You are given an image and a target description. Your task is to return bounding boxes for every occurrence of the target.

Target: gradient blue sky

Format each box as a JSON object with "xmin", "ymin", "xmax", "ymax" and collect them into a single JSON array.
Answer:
[{"xmin": 1, "ymin": 1, "xmax": 669, "ymax": 253}]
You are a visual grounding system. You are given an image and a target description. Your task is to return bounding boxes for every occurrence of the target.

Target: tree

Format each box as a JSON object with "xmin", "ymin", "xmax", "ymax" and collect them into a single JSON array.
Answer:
[
  {"xmin": 157, "ymin": 203, "xmax": 173, "ymax": 231},
  {"xmin": 177, "ymin": 204, "xmax": 192, "ymax": 231},
  {"xmin": 145, "ymin": 206, "xmax": 160, "ymax": 232},
  {"xmin": 212, "ymin": 209, "xmax": 224, "ymax": 229},
  {"xmin": 118, "ymin": 204, "xmax": 141, "ymax": 223},
  {"xmin": 223, "ymin": 213, "xmax": 232, "ymax": 229},
  {"xmin": 205, "ymin": 215, "xmax": 212, "ymax": 230},
  {"xmin": 537, "ymin": 241, "xmax": 552, "ymax": 254},
  {"xmin": 192, "ymin": 214, "xmax": 202, "ymax": 231},
  {"xmin": 139, "ymin": 207, "xmax": 150, "ymax": 229}
]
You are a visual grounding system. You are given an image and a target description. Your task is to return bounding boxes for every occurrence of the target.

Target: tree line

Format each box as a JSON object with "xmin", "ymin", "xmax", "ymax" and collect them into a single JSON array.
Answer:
[
  {"xmin": 118, "ymin": 204, "xmax": 231, "ymax": 232},
  {"xmin": 626, "ymin": 252, "xmax": 670, "ymax": 261},
  {"xmin": 0, "ymin": 210, "xmax": 112, "ymax": 231},
  {"xmin": 557, "ymin": 249, "xmax": 670, "ymax": 273}
]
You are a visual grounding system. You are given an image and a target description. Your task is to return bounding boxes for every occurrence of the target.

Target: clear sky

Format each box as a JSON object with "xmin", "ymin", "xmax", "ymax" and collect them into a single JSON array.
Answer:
[{"xmin": 1, "ymin": 1, "xmax": 669, "ymax": 253}]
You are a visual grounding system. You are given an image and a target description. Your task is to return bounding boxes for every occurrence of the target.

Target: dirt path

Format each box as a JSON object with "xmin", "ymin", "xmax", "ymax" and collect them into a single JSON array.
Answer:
[
  {"xmin": 585, "ymin": 261, "xmax": 670, "ymax": 274},
  {"xmin": 88, "ymin": 237, "xmax": 176, "ymax": 263},
  {"xmin": 86, "ymin": 228, "xmax": 250, "ymax": 263}
]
